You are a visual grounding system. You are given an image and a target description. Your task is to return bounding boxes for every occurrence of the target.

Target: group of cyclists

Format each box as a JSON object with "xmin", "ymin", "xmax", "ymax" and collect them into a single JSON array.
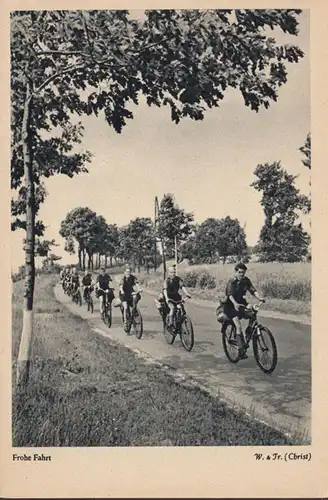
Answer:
[
  {"xmin": 60, "ymin": 261, "xmax": 265, "ymax": 359},
  {"xmin": 60, "ymin": 265, "xmax": 142, "ymax": 323}
]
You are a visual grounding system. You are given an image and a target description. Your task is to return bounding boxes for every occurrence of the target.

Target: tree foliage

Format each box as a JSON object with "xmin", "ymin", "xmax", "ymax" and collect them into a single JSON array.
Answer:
[
  {"xmin": 11, "ymin": 7, "xmax": 305, "ymax": 266},
  {"xmin": 59, "ymin": 207, "xmax": 97, "ymax": 269},
  {"xmin": 299, "ymin": 133, "xmax": 311, "ymax": 216},
  {"xmin": 181, "ymin": 217, "xmax": 247, "ymax": 264},
  {"xmin": 156, "ymin": 194, "xmax": 194, "ymax": 261},
  {"xmin": 11, "ymin": 8, "xmax": 305, "ymax": 233},
  {"xmin": 118, "ymin": 218, "xmax": 155, "ymax": 271},
  {"xmin": 299, "ymin": 133, "xmax": 311, "ymax": 170},
  {"xmin": 251, "ymin": 161, "xmax": 309, "ymax": 262},
  {"xmin": 35, "ymin": 238, "xmax": 58, "ymax": 257}
]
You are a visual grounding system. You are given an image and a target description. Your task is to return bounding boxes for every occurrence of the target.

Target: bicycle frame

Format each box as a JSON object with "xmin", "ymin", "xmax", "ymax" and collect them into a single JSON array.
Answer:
[
  {"xmin": 123, "ymin": 292, "xmax": 141, "ymax": 318},
  {"xmin": 84, "ymin": 286, "xmax": 93, "ymax": 301},
  {"xmin": 167, "ymin": 299, "xmax": 188, "ymax": 334},
  {"xmin": 98, "ymin": 288, "xmax": 111, "ymax": 313},
  {"xmin": 224, "ymin": 303, "xmax": 263, "ymax": 345}
]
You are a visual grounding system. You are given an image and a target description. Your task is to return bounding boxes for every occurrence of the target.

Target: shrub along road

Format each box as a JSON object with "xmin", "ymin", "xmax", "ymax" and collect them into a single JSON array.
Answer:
[{"xmin": 55, "ymin": 281, "xmax": 311, "ymax": 439}]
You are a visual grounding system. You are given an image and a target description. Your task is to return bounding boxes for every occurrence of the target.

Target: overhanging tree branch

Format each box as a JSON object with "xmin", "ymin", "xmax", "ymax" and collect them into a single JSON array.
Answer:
[{"xmin": 34, "ymin": 62, "xmax": 86, "ymax": 94}]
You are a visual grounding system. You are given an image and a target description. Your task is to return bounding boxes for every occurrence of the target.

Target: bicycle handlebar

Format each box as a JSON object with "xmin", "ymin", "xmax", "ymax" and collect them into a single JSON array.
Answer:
[
  {"xmin": 168, "ymin": 296, "xmax": 190, "ymax": 305},
  {"xmin": 238, "ymin": 301, "xmax": 265, "ymax": 312}
]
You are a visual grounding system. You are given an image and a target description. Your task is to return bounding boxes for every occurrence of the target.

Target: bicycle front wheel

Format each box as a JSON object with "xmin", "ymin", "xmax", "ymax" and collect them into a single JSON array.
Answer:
[
  {"xmin": 180, "ymin": 316, "xmax": 194, "ymax": 351},
  {"xmin": 104, "ymin": 304, "xmax": 112, "ymax": 328},
  {"xmin": 163, "ymin": 317, "xmax": 176, "ymax": 345},
  {"xmin": 222, "ymin": 323, "xmax": 240, "ymax": 363},
  {"xmin": 133, "ymin": 310, "xmax": 143, "ymax": 339},
  {"xmin": 252, "ymin": 326, "xmax": 277, "ymax": 374}
]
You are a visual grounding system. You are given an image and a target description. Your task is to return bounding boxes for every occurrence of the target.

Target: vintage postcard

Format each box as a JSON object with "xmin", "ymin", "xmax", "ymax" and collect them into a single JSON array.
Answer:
[{"xmin": 1, "ymin": 0, "xmax": 328, "ymax": 498}]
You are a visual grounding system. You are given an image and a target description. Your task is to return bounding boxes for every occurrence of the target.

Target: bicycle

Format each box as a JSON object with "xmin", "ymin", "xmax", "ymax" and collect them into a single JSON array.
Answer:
[
  {"xmin": 162, "ymin": 297, "xmax": 194, "ymax": 352},
  {"xmin": 120, "ymin": 291, "xmax": 143, "ymax": 339},
  {"xmin": 71, "ymin": 285, "xmax": 82, "ymax": 307},
  {"xmin": 220, "ymin": 302, "xmax": 278, "ymax": 374},
  {"xmin": 99, "ymin": 288, "xmax": 113, "ymax": 328},
  {"xmin": 63, "ymin": 279, "xmax": 70, "ymax": 295},
  {"xmin": 84, "ymin": 286, "xmax": 94, "ymax": 314}
]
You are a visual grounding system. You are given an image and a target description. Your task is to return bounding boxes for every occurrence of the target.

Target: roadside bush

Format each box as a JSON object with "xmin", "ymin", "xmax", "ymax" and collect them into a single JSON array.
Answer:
[
  {"xmin": 183, "ymin": 271, "xmax": 199, "ymax": 288},
  {"xmin": 198, "ymin": 271, "xmax": 216, "ymax": 289},
  {"xmin": 11, "ymin": 265, "xmax": 25, "ymax": 283}
]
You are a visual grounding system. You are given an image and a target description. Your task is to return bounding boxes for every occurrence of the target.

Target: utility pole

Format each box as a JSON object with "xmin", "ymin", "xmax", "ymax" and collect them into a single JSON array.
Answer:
[
  {"xmin": 154, "ymin": 196, "xmax": 158, "ymax": 272},
  {"xmin": 155, "ymin": 196, "xmax": 166, "ymax": 279},
  {"xmin": 174, "ymin": 234, "xmax": 178, "ymax": 273}
]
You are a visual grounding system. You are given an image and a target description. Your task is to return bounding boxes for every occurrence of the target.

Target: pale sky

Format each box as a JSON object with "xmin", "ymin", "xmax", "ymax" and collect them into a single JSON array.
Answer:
[{"xmin": 11, "ymin": 10, "xmax": 310, "ymax": 271}]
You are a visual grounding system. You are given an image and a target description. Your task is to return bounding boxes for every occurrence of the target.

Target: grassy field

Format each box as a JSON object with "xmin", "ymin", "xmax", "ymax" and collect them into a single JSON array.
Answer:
[
  {"xmin": 12, "ymin": 274, "xmax": 297, "ymax": 446},
  {"xmin": 138, "ymin": 261, "xmax": 311, "ymax": 317}
]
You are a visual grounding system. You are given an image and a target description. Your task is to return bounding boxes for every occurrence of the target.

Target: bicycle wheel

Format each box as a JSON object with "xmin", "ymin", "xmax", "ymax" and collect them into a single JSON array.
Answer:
[
  {"xmin": 222, "ymin": 323, "xmax": 240, "ymax": 363},
  {"xmin": 133, "ymin": 309, "xmax": 143, "ymax": 339},
  {"xmin": 163, "ymin": 316, "xmax": 176, "ymax": 345},
  {"xmin": 103, "ymin": 304, "xmax": 112, "ymax": 328},
  {"xmin": 89, "ymin": 296, "xmax": 94, "ymax": 314},
  {"xmin": 180, "ymin": 315, "xmax": 194, "ymax": 351},
  {"xmin": 77, "ymin": 291, "xmax": 82, "ymax": 307},
  {"xmin": 252, "ymin": 326, "xmax": 277, "ymax": 374}
]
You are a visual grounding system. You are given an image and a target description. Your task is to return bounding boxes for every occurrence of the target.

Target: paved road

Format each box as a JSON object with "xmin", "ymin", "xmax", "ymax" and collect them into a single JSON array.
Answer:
[{"xmin": 54, "ymin": 284, "xmax": 311, "ymax": 438}]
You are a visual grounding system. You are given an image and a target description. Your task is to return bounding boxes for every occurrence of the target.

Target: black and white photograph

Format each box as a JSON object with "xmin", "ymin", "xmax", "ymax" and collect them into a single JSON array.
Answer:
[{"xmin": 4, "ymin": 3, "xmax": 325, "ymax": 497}]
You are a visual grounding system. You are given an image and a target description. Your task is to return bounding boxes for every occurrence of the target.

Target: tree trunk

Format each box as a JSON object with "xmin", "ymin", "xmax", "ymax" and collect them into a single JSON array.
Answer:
[
  {"xmin": 78, "ymin": 247, "xmax": 82, "ymax": 270},
  {"xmin": 82, "ymin": 249, "xmax": 86, "ymax": 271},
  {"xmin": 17, "ymin": 84, "xmax": 35, "ymax": 388}
]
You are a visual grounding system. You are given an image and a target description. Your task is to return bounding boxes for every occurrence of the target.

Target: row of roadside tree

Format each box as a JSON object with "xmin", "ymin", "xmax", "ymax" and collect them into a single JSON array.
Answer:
[{"xmin": 59, "ymin": 147, "xmax": 311, "ymax": 273}]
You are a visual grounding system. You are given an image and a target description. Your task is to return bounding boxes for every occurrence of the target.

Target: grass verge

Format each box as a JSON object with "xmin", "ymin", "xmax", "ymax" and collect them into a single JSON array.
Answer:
[{"xmin": 13, "ymin": 275, "xmax": 297, "ymax": 446}]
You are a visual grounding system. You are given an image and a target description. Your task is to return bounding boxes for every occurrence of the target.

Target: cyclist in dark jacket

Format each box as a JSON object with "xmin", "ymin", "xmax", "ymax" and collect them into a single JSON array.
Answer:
[{"xmin": 222, "ymin": 262, "xmax": 265, "ymax": 358}]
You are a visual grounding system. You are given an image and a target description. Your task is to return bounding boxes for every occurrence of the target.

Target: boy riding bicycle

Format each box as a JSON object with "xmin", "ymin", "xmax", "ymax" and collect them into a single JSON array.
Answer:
[
  {"xmin": 119, "ymin": 267, "xmax": 142, "ymax": 323},
  {"xmin": 70, "ymin": 268, "xmax": 80, "ymax": 295},
  {"xmin": 82, "ymin": 269, "xmax": 95, "ymax": 301},
  {"xmin": 217, "ymin": 262, "xmax": 265, "ymax": 359},
  {"xmin": 95, "ymin": 267, "xmax": 114, "ymax": 315},
  {"xmin": 163, "ymin": 266, "xmax": 191, "ymax": 328}
]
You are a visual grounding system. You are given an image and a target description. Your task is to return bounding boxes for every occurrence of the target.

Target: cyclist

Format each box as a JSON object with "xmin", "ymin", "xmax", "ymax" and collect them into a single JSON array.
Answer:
[
  {"xmin": 95, "ymin": 267, "xmax": 114, "ymax": 315},
  {"xmin": 220, "ymin": 262, "xmax": 265, "ymax": 359},
  {"xmin": 119, "ymin": 267, "xmax": 142, "ymax": 323},
  {"xmin": 59, "ymin": 267, "xmax": 65, "ymax": 283},
  {"xmin": 163, "ymin": 265, "xmax": 191, "ymax": 328},
  {"xmin": 70, "ymin": 267, "xmax": 80, "ymax": 296},
  {"xmin": 82, "ymin": 269, "xmax": 95, "ymax": 301},
  {"xmin": 64, "ymin": 267, "xmax": 72, "ymax": 291}
]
